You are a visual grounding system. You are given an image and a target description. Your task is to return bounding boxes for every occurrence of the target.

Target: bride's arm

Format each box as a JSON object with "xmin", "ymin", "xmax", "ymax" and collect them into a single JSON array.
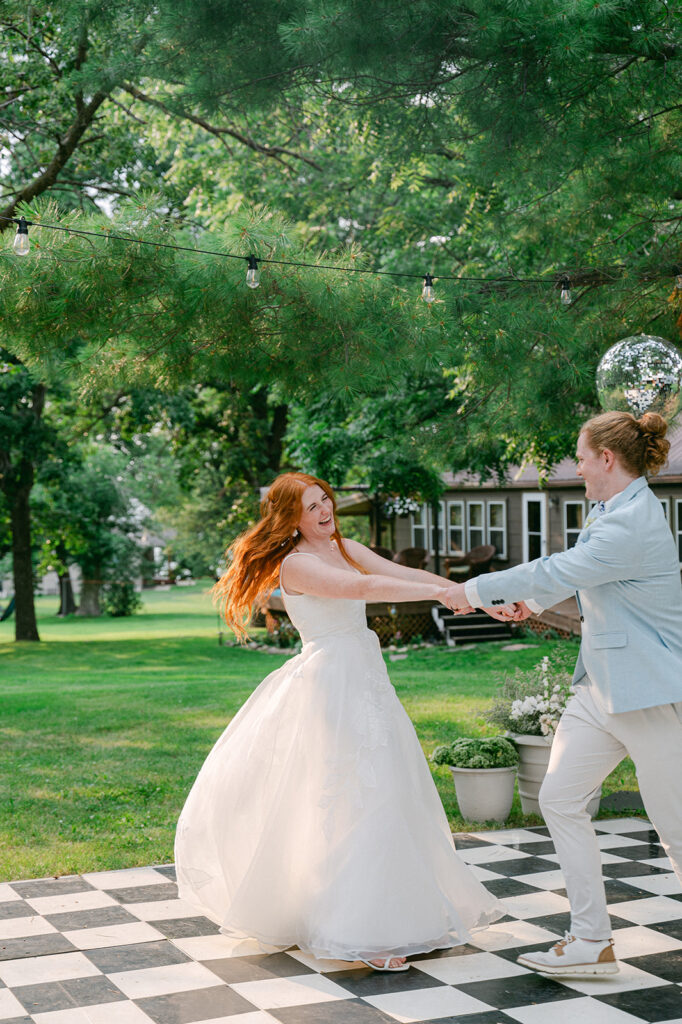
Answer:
[
  {"xmin": 343, "ymin": 538, "xmax": 447, "ymax": 585},
  {"xmin": 281, "ymin": 553, "xmax": 449, "ymax": 603}
]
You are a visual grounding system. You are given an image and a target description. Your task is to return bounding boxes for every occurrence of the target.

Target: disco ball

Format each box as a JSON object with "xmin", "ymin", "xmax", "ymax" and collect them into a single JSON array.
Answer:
[{"xmin": 596, "ymin": 334, "xmax": 682, "ymax": 422}]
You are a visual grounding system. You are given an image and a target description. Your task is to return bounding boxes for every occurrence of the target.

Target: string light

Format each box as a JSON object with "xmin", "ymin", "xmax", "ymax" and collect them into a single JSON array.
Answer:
[
  {"xmin": 1, "ymin": 215, "xmax": 638, "ymax": 303},
  {"xmin": 245, "ymin": 255, "xmax": 260, "ymax": 289},
  {"xmin": 12, "ymin": 217, "xmax": 30, "ymax": 256},
  {"xmin": 422, "ymin": 273, "xmax": 435, "ymax": 303}
]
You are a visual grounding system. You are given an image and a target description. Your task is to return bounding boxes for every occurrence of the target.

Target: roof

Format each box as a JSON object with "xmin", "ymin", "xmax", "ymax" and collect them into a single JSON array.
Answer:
[
  {"xmin": 442, "ymin": 425, "xmax": 682, "ymax": 490},
  {"xmin": 335, "ymin": 491, "xmax": 372, "ymax": 515}
]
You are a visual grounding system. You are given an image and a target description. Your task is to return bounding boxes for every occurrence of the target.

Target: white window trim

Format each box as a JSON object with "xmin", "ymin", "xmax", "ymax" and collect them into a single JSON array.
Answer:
[
  {"xmin": 676, "ymin": 499, "xmax": 682, "ymax": 565},
  {"xmin": 427, "ymin": 500, "xmax": 446, "ymax": 555},
  {"xmin": 466, "ymin": 500, "xmax": 485, "ymax": 551},
  {"xmin": 410, "ymin": 503, "xmax": 428, "ymax": 548},
  {"xmin": 486, "ymin": 500, "xmax": 507, "ymax": 559},
  {"xmin": 446, "ymin": 500, "xmax": 465, "ymax": 556},
  {"xmin": 522, "ymin": 493, "xmax": 548, "ymax": 563},
  {"xmin": 563, "ymin": 498, "xmax": 586, "ymax": 550}
]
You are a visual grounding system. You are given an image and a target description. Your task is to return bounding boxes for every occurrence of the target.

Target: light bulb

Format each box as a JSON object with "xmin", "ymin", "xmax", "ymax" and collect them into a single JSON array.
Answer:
[
  {"xmin": 560, "ymin": 277, "xmax": 572, "ymax": 305},
  {"xmin": 422, "ymin": 273, "xmax": 435, "ymax": 303},
  {"xmin": 246, "ymin": 255, "xmax": 260, "ymax": 289},
  {"xmin": 13, "ymin": 217, "xmax": 30, "ymax": 256}
]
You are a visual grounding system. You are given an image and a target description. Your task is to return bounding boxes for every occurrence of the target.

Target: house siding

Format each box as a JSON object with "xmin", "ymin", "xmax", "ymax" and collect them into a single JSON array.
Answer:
[{"xmin": 392, "ymin": 476, "xmax": 682, "ymax": 574}]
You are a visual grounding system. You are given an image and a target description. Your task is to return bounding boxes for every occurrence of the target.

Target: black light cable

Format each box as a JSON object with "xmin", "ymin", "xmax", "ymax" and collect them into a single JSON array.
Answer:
[{"xmin": 0, "ymin": 213, "xmax": 595, "ymax": 302}]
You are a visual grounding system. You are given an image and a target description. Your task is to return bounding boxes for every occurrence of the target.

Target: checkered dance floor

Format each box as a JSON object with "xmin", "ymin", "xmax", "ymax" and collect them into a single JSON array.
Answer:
[{"xmin": 1, "ymin": 817, "xmax": 681, "ymax": 1024}]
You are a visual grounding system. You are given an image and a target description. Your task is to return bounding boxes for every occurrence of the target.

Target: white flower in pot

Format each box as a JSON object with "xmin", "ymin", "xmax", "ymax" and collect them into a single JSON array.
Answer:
[{"xmin": 482, "ymin": 654, "xmax": 601, "ymax": 817}]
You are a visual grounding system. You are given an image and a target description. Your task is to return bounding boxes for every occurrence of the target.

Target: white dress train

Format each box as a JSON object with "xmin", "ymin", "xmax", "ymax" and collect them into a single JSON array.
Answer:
[{"xmin": 175, "ymin": 555, "xmax": 502, "ymax": 961}]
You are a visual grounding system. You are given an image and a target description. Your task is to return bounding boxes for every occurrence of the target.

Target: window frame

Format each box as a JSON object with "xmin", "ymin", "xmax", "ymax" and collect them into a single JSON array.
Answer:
[
  {"xmin": 563, "ymin": 498, "xmax": 586, "ymax": 550},
  {"xmin": 427, "ymin": 500, "xmax": 446, "ymax": 555},
  {"xmin": 446, "ymin": 500, "xmax": 465, "ymax": 556},
  {"xmin": 486, "ymin": 500, "xmax": 508, "ymax": 559},
  {"xmin": 466, "ymin": 500, "xmax": 485, "ymax": 551},
  {"xmin": 410, "ymin": 503, "xmax": 428, "ymax": 549},
  {"xmin": 522, "ymin": 492, "xmax": 548, "ymax": 563}
]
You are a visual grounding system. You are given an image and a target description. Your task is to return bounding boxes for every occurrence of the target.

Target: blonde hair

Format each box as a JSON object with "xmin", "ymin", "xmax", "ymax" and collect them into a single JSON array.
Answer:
[
  {"xmin": 211, "ymin": 472, "xmax": 365, "ymax": 641},
  {"xmin": 581, "ymin": 410, "xmax": 670, "ymax": 477}
]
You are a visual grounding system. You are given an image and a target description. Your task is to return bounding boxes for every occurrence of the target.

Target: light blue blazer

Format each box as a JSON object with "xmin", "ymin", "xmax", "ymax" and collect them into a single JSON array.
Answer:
[{"xmin": 474, "ymin": 477, "xmax": 682, "ymax": 713}]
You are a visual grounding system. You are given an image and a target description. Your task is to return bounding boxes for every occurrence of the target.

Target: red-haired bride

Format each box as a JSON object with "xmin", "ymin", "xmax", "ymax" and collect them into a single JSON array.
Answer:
[{"xmin": 175, "ymin": 473, "xmax": 502, "ymax": 970}]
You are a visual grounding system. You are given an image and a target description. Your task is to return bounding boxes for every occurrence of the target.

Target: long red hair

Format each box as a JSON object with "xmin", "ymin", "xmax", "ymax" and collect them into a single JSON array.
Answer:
[{"xmin": 212, "ymin": 472, "xmax": 365, "ymax": 640}]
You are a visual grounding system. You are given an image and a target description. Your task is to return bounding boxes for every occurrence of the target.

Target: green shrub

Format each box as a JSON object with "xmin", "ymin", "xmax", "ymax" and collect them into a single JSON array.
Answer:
[
  {"xmin": 101, "ymin": 582, "xmax": 142, "ymax": 618},
  {"xmin": 431, "ymin": 736, "xmax": 519, "ymax": 769}
]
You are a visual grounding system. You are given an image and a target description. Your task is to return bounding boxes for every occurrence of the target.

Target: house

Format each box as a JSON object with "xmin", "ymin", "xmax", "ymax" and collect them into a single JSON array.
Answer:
[{"xmin": 393, "ymin": 426, "xmax": 682, "ymax": 574}]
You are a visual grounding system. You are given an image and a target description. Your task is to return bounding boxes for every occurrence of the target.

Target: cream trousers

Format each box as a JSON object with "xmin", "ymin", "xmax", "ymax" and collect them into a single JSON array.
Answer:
[{"xmin": 539, "ymin": 679, "xmax": 682, "ymax": 940}]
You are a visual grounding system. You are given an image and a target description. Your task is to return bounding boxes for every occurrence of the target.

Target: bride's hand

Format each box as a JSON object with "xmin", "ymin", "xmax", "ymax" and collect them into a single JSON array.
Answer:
[
  {"xmin": 483, "ymin": 603, "xmax": 518, "ymax": 621},
  {"xmin": 441, "ymin": 583, "xmax": 469, "ymax": 610}
]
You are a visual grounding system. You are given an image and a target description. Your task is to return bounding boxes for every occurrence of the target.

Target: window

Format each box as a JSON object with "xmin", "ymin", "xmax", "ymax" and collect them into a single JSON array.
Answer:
[
  {"xmin": 522, "ymin": 493, "xmax": 548, "ymax": 562},
  {"xmin": 447, "ymin": 501, "xmax": 465, "ymax": 555},
  {"xmin": 427, "ymin": 501, "xmax": 446, "ymax": 554},
  {"xmin": 467, "ymin": 501, "xmax": 485, "ymax": 550},
  {"xmin": 676, "ymin": 500, "xmax": 682, "ymax": 563},
  {"xmin": 564, "ymin": 500, "xmax": 585, "ymax": 550},
  {"xmin": 659, "ymin": 497, "xmax": 670, "ymax": 523},
  {"xmin": 487, "ymin": 501, "xmax": 507, "ymax": 558},
  {"xmin": 411, "ymin": 504, "xmax": 427, "ymax": 548}
]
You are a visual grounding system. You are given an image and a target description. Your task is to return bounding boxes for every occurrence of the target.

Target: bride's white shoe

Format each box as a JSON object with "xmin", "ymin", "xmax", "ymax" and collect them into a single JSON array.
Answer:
[{"xmin": 360, "ymin": 957, "xmax": 410, "ymax": 972}]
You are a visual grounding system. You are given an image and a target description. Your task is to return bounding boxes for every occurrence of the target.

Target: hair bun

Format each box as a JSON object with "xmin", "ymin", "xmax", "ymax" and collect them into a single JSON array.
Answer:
[{"xmin": 638, "ymin": 411, "xmax": 668, "ymax": 438}]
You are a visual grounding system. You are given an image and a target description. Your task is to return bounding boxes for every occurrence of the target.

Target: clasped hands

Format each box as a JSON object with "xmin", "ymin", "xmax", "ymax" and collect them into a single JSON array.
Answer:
[{"xmin": 441, "ymin": 583, "xmax": 532, "ymax": 623}]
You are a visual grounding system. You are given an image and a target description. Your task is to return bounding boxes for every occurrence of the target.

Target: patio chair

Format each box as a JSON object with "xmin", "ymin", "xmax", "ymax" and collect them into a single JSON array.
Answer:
[
  {"xmin": 393, "ymin": 547, "xmax": 428, "ymax": 570},
  {"xmin": 444, "ymin": 544, "xmax": 496, "ymax": 581},
  {"xmin": 370, "ymin": 545, "xmax": 395, "ymax": 561}
]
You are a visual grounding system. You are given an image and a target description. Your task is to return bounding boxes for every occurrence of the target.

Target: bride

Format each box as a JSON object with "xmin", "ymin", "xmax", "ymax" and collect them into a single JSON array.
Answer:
[{"xmin": 175, "ymin": 472, "xmax": 503, "ymax": 971}]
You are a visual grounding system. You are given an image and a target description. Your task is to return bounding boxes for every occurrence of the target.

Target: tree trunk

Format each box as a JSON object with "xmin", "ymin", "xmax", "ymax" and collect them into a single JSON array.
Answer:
[
  {"xmin": 10, "ymin": 478, "xmax": 40, "ymax": 642},
  {"xmin": 77, "ymin": 580, "xmax": 101, "ymax": 617},
  {"xmin": 57, "ymin": 572, "xmax": 77, "ymax": 616}
]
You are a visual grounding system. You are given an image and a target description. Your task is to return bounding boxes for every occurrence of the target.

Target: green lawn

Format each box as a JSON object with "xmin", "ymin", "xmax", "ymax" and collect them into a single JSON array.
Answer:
[{"xmin": 0, "ymin": 584, "xmax": 637, "ymax": 882}]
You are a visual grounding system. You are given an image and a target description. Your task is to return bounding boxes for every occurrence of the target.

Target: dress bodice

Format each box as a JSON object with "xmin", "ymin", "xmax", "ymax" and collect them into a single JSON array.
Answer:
[{"xmin": 279, "ymin": 552, "xmax": 368, "ymax": 643}]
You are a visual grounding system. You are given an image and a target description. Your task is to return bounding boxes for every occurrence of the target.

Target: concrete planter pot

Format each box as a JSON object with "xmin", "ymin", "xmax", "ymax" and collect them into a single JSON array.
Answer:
[
  {"xmin": 509, "ymin": 733, "xmax": 601, "ymax": 818},
  {"xmin": 449, "ymin": 765, "xmax": 517, "ymax": 823}
]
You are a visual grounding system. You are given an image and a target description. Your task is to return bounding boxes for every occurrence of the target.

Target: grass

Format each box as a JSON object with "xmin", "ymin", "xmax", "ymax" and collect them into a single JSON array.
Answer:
[{"xmin": 0, "ymin": 584, "xmax": 638, "ymax": 882}]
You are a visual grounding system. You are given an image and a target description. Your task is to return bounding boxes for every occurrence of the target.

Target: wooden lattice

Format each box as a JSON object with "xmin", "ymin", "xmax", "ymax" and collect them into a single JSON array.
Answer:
[
  {"xmin": 366, "ymin": 612, "xmax": 437, "ymax": 645},
  {"xmin": 523, "ymin": 615, "xmax": 575, "ymax": 641},
  {"xmin": 263, "ymin": 609, "xmax": 437, "ymax": 646}
]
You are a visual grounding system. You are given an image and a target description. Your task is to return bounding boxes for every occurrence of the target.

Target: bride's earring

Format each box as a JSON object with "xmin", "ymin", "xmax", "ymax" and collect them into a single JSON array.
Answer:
[{"xmin": 292, "ymin": 529, "xmax": 300, "ymax": 540}]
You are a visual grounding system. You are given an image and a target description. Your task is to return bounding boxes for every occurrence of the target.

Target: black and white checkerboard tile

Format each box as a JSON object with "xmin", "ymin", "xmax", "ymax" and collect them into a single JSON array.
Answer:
[{"xmin": 1, "ymin": 818, "xmax": 680, "ymax": 1024}]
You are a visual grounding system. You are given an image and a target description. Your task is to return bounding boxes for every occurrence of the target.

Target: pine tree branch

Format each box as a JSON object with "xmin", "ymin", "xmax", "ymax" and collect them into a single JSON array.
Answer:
[
  {"xmin": 56, "ymin": 179, "xmax": 135, "ymax": 198},
  {"xmin": 65, "ymin": 391, "xmax": 128, "ymax": 444},
  {"xmin": 0, "ymin": 90, "xmax": 109, "ymax": 231},
  {"xmin": 0, "ymin": 20, "xmax": 63, "ymax": 78},
  {"xmin": 0, "ymin": 85, "xmax": 40, "ymax": 110},
  {"xmin": 122, "ymin": 84, "xmax": 324, "ymax": 172}
]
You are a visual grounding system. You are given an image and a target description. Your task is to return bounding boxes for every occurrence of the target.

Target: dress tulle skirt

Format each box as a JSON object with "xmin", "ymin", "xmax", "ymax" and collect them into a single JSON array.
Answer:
[{"xmin": 175, "ymin": 627, "xmax": 502, "ymax": 961}]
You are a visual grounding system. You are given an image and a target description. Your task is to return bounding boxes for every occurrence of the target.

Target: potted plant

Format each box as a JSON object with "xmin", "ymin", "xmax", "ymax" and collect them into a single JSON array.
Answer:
[
  {"xmin": 431, "ymin": 737, "xmax": 519, "ymax": 823},
  {"xmin": 482, "ymin": 654, "xmax": 601, "ymax": 817}
]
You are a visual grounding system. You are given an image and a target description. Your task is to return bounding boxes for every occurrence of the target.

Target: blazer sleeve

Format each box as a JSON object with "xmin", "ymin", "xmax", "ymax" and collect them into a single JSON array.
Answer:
[{"xmin": 474, "ymin": 515, "xmax": 641, "ymax": 609}]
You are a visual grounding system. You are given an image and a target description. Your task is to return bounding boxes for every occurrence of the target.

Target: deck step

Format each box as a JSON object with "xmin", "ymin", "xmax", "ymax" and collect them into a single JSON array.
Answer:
[{"xmin": 432, "ymin": 604, "xmax": 513, "ymax": 646}]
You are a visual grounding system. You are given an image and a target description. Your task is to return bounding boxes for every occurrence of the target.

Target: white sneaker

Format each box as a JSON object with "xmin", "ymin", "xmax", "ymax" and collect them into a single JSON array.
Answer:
[{"xmin": 517, "ymin": 933, "xmax": 619, "ymax": 976}]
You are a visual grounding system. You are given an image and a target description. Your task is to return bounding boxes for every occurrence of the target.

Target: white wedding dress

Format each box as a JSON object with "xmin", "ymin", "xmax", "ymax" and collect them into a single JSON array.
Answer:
[{"xmin": 175, "ymin": 554, "xmax": 502, "ymax": 961}]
